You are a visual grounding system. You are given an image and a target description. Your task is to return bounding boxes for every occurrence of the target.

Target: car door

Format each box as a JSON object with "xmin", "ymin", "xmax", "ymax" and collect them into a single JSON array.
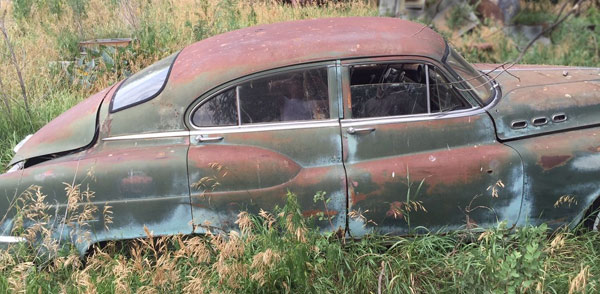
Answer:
[
  {"xmin": 340, "ymin": 58, "xmax": 524, "ymax": 235},
  {"xmin": 186, "ymin": 62, "xmax": 347, "ymax": 233}
]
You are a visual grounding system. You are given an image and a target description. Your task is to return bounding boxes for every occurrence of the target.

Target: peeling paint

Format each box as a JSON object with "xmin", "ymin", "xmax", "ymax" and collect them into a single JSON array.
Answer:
[{"xmin": 572, "ymin": 154, "xmax": 600, "ymax": 171}]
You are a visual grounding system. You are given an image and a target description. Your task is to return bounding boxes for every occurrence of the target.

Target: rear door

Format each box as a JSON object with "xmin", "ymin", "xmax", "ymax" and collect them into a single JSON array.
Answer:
[
  {"xmin": 340, "ymin": 58, "xmax": 524, "ymax": 235},
  {"xmin": 186, "ymin": 62, "xmax": 347, "ymax": 233}
]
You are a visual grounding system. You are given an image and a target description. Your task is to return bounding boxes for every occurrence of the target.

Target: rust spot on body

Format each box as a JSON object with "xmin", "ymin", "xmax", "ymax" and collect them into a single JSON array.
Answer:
[{"xmin": 540, "ymin": 155, "xmax": 572, "ymax": 170}]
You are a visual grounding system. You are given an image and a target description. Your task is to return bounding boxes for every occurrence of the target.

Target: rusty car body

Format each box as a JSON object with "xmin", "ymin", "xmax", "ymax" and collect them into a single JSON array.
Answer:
[{"xmin": 1, "ymin": 17, "xmax": 600, "ymax": 253}]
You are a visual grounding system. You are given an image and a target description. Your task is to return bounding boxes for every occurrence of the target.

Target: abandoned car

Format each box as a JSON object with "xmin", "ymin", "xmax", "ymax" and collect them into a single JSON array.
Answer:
[{"xmin": 1, "ymin": 17, "xmax": 600, "ymax": 253}]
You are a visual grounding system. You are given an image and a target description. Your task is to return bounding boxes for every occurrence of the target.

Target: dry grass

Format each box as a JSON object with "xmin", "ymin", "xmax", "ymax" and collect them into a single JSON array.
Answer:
[
  {"xmin": 1, "ymin": 189, "xmax": 600, "ymax": 293},
  {"xmin": 0, "ymin": 0, "xmax": 599, "ymax": 293}
]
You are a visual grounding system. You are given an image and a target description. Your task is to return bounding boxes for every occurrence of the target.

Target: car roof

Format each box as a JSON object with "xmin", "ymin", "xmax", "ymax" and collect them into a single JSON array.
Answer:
[
  {"xmin": 170, "ymin": 17, "xmax": 446, "ymax": 87},
  {"xmin": 106, "ymin": 17, "xmax": 448, "ymax": 136}
]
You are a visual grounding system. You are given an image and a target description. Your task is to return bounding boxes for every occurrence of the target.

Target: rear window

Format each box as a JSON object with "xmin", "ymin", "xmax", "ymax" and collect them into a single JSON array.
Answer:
[{"xmin": 111, "ymin": 52, "xmax": 178, "ymax": 112}]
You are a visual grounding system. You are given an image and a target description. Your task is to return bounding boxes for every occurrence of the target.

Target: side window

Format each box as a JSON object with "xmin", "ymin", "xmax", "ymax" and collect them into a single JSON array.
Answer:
[
  {"xmin": 349, "ymin": 63, "xmax": 470, "ymax": 119},
  {"xmin": 192, "ymin": 88, "xmax": 238, "ymax": 127},
  {"xmin": 238, "ymin": 67, "xmax": 329, "ymax": 124},
  {"xmin": 191, "ymin": 67, "xmax": 330, "ymax": 127},
  {"xmin": 350, "ymin": 63, "xmax": 429, "ymax": 118},
  {"xmin": 111, "ymin": 52, "xmax": 178, "ymax": 112},
  {"xmin": 428, "ymin": 68, "xmax": 470, "ymax": 112}
]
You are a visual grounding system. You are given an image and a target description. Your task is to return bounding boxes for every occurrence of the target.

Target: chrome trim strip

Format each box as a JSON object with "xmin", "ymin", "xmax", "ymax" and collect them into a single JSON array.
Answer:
[
  {"xmin": 336, "ymin": 60, "xmax": 343, "ymax": 119},
  {"xmin": 104, "ymin": 120, "xmax": 341, "ymax": 141},
  {"xmin": 341, "ymin": 108, "xmax": 484, "ymax": 127},
  {"xmin": 103, "ymin": 131, "xmax": 190, "ymax": 141},
  {"xmin": 483, "ymin": 67, "xmax": 600, "ymax": 73},
  {"xmin": 190, "ymin": 119, "xmax": 340, "ymax": 135},
  {"xmin": 235, "ymin": 86, "xmax": 242, "ymax": 125},
  {"xmin": 13, "ymin": 134, "xmax": 32, "ymax": 153},
  {"xmin": 0, "ymin": 236, "xmax": 26, "ymax": 243},
  {"xmin": 425, "ymin": 64, "xmax": 431, "ymax": 113}
]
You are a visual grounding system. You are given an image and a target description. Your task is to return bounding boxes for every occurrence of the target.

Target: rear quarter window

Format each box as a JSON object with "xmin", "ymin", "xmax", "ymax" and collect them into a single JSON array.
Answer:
[{"xmin": 110, "ymin": 52, "xmax": 179, "ymax": 112}]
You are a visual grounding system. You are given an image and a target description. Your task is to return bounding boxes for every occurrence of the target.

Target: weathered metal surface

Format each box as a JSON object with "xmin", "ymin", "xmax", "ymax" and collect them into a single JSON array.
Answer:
[
  {"xmin": 0, "ymin": 169, "xmax": 23, "ymax": 235},
  {"xmin": 9, "ymin": 132, "xmax": 192, "ymax": 253},
  {"xmin": 481, "ymin": 65, "xmax": 600, "ymax": 140},
  {"xmin": 107, "ymin": 17, "xmax": 445, "ymax": 137},
  {"xmin": 505, "ymin": 127, "xmax": 600, "ymax": 228},
  {"xmin": 10, "ymin": 85, "xmax": 115, "ymax": 166},
  {"xmin": 1, "ymin": 98, "xmax": 192, "ymax": 253},
  {"xmin": 187, "ymin": 125, "xmax": 347, "ymax": 233},
  {"xmin": 342, "ymin": 112, "xmax": 524, "ymax": 235}
]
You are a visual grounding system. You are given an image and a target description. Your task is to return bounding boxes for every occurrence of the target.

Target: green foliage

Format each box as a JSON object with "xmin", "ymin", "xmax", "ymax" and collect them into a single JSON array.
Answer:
[
  {"xmin": 12, "ymin": 0, "xmax": 35, "ymax": 19},
  {"xmin": 66, "ymin": 0, "xmax": 89, "ymax": 18},
  {"xmin": 447, "ymin": 3, "xmax": 473, "ymax": 30},
  {"xmin": 512, "ymin": 9, "xmax": 556, "ymax": 25},
  {"xmin": 55, "ymin": 29, "xmax": 81, "ymax": 60}
]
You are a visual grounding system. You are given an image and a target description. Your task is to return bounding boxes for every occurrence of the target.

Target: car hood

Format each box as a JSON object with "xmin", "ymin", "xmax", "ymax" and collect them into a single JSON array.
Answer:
[
  {"xmin": 9, "ymin": 85, "xmax": 114, "ymax": 166},
  {"xmin": 476, "ymin": 64, "xmax": 600, "ymax": 140}
]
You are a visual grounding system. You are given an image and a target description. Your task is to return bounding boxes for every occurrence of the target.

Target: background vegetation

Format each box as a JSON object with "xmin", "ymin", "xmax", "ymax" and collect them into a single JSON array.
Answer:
[{"xmin": 0, "ymin": 0, "xmax": 599, "ymax": 292}]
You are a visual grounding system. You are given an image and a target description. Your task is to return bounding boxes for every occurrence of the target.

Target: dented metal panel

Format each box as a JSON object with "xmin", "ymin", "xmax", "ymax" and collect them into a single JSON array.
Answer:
[
  {"xmin": 505, "ymin": 127, "xmax": 600, "ymax": 228},
  {"xmin": 342, "ymin": 112, "xmax": 524, "ymax": 235},
  {"xmin": 2, "ymin": 98, "xmax": 192, "ymax": 253},
  {"xmin": 10, "ymin": 85, "xmax": 114, "ymax": 166},
  {"xmin": 483, "ymin": 65, "xmax": 600, "ymax": 140}
]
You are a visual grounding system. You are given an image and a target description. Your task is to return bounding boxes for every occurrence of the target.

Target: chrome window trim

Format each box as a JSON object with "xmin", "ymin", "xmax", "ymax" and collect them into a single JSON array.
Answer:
[
  {"xmin": 190, "ymin": 119, "xmax": 340, "ymax": 136},
  {"xmin": 187, "ymin": 61, "xmax": 337, "ymax": 130},
  {"xmin": 425, "ymin": 64, "xmax": 431, "ymax": 113},
  {"xmin": 102, "ymin": 119, "xmax": 341, "ymax": 141},
  {"xmin": 341, "ymin": 107, "xmax": 483, "ymax": 127},
  {"xmin": 336, "ymin": 60, "xmax": 343, "ymax": 119},
  {"xmin": 341, "ymin": 57, "xmax": 479, "ymax": 117},
  {"xmin": 103, "ymin": 131, "xmax": 190, "ymax": 141}
]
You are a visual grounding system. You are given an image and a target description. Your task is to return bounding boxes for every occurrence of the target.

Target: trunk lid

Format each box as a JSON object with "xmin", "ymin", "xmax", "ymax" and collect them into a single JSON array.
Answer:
[{"xmin": 478, "ymin": 64, "xmax": 600, "ymax": 140}]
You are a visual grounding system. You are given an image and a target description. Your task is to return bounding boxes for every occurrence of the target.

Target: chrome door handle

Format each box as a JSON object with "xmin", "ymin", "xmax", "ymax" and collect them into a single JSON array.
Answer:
[
  {"xmin": 347, "ymin": 127, "xmax": 375, "ymax": 135},
  {"xmin": 195, "ymin": 135, "xmax": 224, "ymax": 143}
]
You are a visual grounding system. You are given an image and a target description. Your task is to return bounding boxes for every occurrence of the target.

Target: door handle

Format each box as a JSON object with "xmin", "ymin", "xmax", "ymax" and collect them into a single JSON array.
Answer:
[
  {"xmin": 347, "ymin": 127, "xmax": 375, "ymax": 135},
  {"xmin": 195, "ymin": 135, "xmax": 224, "ymax": 143}
]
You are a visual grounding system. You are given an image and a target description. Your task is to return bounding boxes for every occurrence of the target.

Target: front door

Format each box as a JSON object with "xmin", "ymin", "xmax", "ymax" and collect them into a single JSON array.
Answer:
[
  {"xmin": 340, "ymin": 59, "xmax": 524, "ymax": 235},
  {"xmin": 186, "ymin": 63, "xmax": 347, "ymax": 233}
]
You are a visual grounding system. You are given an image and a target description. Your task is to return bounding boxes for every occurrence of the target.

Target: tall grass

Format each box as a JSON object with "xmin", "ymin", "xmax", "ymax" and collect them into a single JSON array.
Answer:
[{"xmin": 1, "ymin": 192, "xmax": 598, "ymax": 293}]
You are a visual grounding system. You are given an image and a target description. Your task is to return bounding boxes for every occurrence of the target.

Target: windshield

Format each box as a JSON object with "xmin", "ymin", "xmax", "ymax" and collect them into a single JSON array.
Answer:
[
  {"xmin": 445, "ymin": 47, "xmax": 493, "ymax": 105},
  {"xmin": 111, "ymin": 52, "xmax": 178, "ymax": 112}
]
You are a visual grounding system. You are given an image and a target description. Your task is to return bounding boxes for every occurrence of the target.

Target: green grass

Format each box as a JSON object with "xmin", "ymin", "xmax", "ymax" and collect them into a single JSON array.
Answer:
[
  {"xmin": 512, "ymin": 9, "xmax": 556, "ymax": 25},
  {"xmin": 1, "ymin": 193, "xmax": 598, "ymax": 293}
]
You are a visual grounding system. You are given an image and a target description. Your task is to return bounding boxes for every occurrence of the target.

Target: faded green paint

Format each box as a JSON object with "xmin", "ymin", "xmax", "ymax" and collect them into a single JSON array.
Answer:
[
  {"xmin": 0, "ymin": 169, "xmax": 22, "ymax": 236},
  {"xmin": 342, "ymin": 112, "xmax": 524, "ymax": 235},
  {"xmin": 505, "ymin": 127, "xmax": 600, "ymax": 229},
  {"xmin": 187, "ymin": 125, "xmax": 347, "ymax": 233},
  {"xmin": 488, "ymin": 67, "xmax": 600, "ymax": 140}
]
